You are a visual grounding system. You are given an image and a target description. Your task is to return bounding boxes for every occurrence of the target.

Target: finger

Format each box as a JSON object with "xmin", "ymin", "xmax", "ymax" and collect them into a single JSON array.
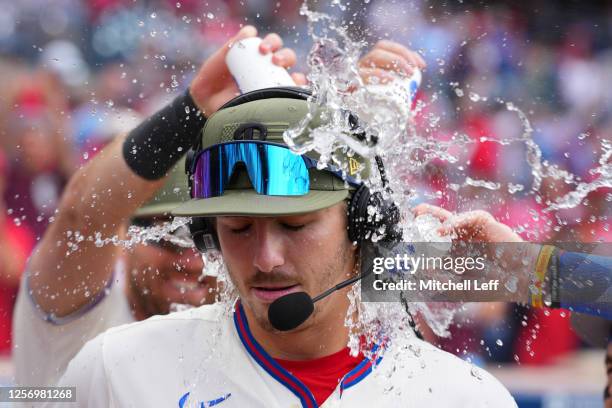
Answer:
[
  {"xmin": 190, "ymin": 26, "xmax": 256, "ymax": 111},
  {"xmin": 271, "ymin": 48, "xmax": 297, "ymax": 68},
  {"xmin": 437, "ymin": 225, "xmax": 453, "ymax": 236},
  {"xmin": 291, "ymin": 72, "xmax": 308, "ymax": 86},
  {"xmin": 454, "ymin": 210, "xmax": 493, "ymax": 229},
  {"xmin": 232, "ymin": 25, "xmax": 258, "ymax": 46},
  {"xmin": 261, "ymin": 33, "xmax": 283, "ymax": 54},
  {"xmin": 359, "ymin": 67, "xmax": 395, "ymax": 85},
  {"xmin": 412, "ymin": 203, "xmax": 453, "ymax": 222},
  {"xmin": 375, "ymin": 40, "xmax": 427, "ymax": 69},
  {"xmin": 359, "ymin": 49, "xmax": 414, "ymax": 76},
  {"xmin": 208, "ymin": 25, "xmax": 257, "ymax": 68}
]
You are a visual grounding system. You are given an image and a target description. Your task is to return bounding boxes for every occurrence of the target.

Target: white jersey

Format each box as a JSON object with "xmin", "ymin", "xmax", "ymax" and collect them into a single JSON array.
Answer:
[
  {"xmin": 12, "ymin": 266, "xmax": 133, "ymax": 387},
  {"xmin": 52, "ymin": 302, "xmax": 516, "ymax": 408}
]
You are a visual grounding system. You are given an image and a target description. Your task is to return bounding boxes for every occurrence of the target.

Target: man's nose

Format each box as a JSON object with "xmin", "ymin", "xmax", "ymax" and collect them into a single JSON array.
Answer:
[{"xmin": 252, "ymin": 223, "xmax": 285, "ymax": 273}]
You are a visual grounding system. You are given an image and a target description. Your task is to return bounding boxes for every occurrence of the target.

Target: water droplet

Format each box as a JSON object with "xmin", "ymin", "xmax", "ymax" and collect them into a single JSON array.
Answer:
[
  {"xmin": 470, "ymin": 366, "xmax": 483, "ymax": 380},
  {"xmin": 207, "ymin": 12, "xmax": 215, "ymax": 19},
  {"xmin": 507, "ymin": 183, "xmax": 524, "ymax": 194},
  {"xmin": 504, "ymin": 277, "xmax": 517, "ymax": 293},
  {"xmin": 150, "ymin": 12, "xmax": 157, "ymax": 19},
  {"xmin": 495, "ymin": 339, "xmax": 503, "ymax": 346},
  {"xmin": 469, "ymin": 92, "xmax": 482, "ymax": 102}
]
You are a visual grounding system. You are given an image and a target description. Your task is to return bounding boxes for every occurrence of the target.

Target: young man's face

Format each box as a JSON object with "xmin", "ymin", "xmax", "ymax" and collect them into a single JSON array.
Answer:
[{"xmin": 216, "ymin": 202, "xmax": 357, "ymax": 331}]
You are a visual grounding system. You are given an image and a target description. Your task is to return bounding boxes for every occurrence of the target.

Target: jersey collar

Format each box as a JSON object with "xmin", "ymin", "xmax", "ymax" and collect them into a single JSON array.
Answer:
[{"xmin": 233, "ymin": 301, "xmax": 384, "ymax": 408}]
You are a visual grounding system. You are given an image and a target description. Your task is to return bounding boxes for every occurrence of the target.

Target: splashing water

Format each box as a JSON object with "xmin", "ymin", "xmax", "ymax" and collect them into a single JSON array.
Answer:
[
  {"xmin": 285, "ymin": 3, "xmax": 460, "ymax": 349},
  {"xmin": 86, "ymin": 1, "xmax": 611, "ymax": 360},
  {"xmin": 545, "ymin": 139, "xmax": 612, "ymax": 211},
  {"xmin": 84, "ymin": 217, "xmax": 238, "ymax": 311},
  {"xmin": 63, "ymin": 217, "xmax": 193, "ymax": 255},
  {"xmin": 282, "ymin": 2, "xmax": 612, "ymax": 351},
  {"xmin": 100, "ymin": 217, "xmax": 192, "ymax": 249}
]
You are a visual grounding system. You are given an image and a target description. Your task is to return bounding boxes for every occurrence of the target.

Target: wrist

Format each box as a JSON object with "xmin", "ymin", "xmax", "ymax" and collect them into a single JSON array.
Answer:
[
  {"xmin": 122, "ymin": 89, "xmax": 206, "ymax": 180},
  {"xmin": 188, "ymin": 86, "xmax": 208, "ymax": 115}
]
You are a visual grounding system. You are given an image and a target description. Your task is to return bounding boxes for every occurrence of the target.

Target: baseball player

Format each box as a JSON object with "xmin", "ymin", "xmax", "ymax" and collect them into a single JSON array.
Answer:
[
  {"xmin": 11, "ymin": 161, "xmax": 218, "ymax": 387},
  {"xmin": 13, "ymin": 26, "xmax": 301, "ymax": 388},
  {"xmin": 52, "ymin": 55, "xmax": 516, "ymax": 406}
]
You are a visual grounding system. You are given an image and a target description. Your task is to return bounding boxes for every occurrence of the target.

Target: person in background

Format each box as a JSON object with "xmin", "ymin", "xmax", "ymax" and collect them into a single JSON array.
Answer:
[
  {"xmin": 0, "ymin": 149, "xmax": 35, "ymax": 354},
  {"xmin": 3, "ymin": 79, "xmax": 75, "ymax": 241}
]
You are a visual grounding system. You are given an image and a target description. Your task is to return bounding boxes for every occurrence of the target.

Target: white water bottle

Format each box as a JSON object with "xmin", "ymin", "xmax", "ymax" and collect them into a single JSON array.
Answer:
[
  {"xmin": 362, "ymin": 68, "xmax": 422, "ymax": 120},
  {"xmin": 226, "ymin": 37, "xmax": 296, "ymax": 93}
]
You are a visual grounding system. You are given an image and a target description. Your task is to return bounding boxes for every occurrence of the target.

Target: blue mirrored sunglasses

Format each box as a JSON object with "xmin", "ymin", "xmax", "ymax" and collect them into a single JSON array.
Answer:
[{"xmin": 189, "ymin": 141, "xmax": 359, "ymax": 199}]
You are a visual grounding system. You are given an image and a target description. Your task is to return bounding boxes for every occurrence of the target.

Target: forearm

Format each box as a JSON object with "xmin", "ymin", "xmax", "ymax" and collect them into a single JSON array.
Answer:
[
  {"xmin": 29, "ymin": 90, "xmax": 204, "ymax": 316},
  {"xmin": 28, "ymin": 135, "xmax": 166, "ymax": 316},
  {"xmin": 557, "ymin": 251, "xmax": 612, "ymax": 318}
]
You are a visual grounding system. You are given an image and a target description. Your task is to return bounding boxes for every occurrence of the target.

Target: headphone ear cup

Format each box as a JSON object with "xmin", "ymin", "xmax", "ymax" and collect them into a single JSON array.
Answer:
[
  {"xmin": 348, "ymin": 185, "xmax": 402, "ymax": 245},
  {"xmin": 189, "ymin": 217, "xmax": 219, "ymax": 252},
  {"xmin": 369, "ymin": 192, "xmax": 402, "ymax": 244},
  {"xmin": 347, "ymin": 184, "xmax": 372, "ymax": 244}
]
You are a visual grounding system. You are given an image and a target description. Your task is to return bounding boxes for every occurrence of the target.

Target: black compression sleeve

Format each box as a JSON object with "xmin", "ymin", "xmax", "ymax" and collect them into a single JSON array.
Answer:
[{"xmin": 122, "ymin": 89, "xmax": 206, "ymax": 180}]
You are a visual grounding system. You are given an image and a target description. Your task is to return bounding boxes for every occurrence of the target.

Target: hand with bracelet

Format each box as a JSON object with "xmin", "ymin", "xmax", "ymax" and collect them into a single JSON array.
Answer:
[
  {"xmin": 414, "ymin": 203, "xmax": 612, "ymax": 406},
  {"xmin": 412, "ymin": 204, "xmax": 611, "ymax": 316}
]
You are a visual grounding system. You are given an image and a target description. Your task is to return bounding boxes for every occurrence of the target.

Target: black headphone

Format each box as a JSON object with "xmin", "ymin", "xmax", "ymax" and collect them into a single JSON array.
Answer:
[{"xmin": 185, "ymin": 87, "xmax": 402, "ymax": 252}]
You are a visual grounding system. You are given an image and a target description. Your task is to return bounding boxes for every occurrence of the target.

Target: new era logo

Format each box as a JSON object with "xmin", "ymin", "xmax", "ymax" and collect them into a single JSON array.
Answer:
[{"xmin": 349, "ymin": 158, "xmax": 360, "ymax": 175}]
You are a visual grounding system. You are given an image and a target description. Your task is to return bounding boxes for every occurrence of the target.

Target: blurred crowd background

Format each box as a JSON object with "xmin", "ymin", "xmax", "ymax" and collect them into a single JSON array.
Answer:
[{"xmin": 0, "ymin": 0, "xmax": 610, "ymax": 404}]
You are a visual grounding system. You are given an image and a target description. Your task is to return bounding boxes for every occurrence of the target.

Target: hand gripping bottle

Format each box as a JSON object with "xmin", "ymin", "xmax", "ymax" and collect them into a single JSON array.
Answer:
[{"xmin": 225, "ymin": 37, "xmax": 296, "ymax": 93}]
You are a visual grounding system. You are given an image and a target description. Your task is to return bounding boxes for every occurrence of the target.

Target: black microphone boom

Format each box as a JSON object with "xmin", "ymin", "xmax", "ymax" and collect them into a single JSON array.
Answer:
[{"xmin": 267, "ymin": 271, "xmax": 371, "ymax": 332}]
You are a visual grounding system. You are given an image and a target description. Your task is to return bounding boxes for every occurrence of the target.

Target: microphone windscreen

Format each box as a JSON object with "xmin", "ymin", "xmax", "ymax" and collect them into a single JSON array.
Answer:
[{"xmin": 268, "ymin": 292, "xmax": 314, "ymax": 331}]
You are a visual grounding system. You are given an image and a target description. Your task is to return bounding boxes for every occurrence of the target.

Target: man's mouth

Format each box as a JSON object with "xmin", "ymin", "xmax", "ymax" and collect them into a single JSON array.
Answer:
[{"xmin": 251, "ymin": 284, "xmax": 301, "ymax": 303}]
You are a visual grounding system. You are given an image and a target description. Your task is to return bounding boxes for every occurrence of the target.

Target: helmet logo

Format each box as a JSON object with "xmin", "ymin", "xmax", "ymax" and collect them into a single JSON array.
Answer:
[{"xmin": 233, "ymin": 123, "xmax": 268, "ymax": 141}]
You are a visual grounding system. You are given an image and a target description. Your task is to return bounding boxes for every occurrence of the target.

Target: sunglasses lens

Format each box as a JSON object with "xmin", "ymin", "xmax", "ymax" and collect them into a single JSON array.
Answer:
[{"xmin": 191, "ymin": 142, "xmax": 310, "ymax": 199}]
